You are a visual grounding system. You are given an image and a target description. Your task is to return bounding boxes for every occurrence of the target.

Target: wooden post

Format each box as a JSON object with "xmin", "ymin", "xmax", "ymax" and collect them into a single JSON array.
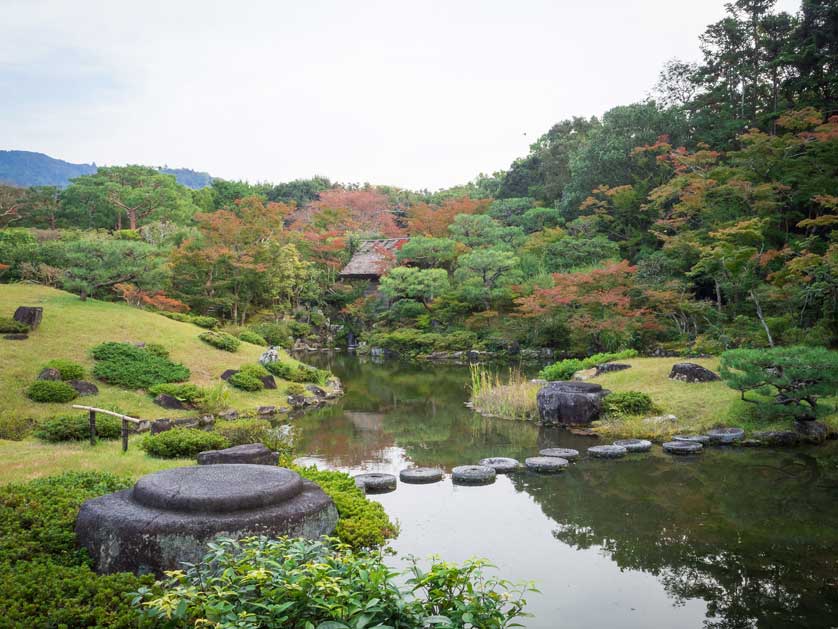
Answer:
[
  {"xmin": 121, "ymin": 419, "xmax": 129, "ymax": 453},
  {"xmin": 89, "ymin": 409, "xmax": 96, "ymax": 446}
]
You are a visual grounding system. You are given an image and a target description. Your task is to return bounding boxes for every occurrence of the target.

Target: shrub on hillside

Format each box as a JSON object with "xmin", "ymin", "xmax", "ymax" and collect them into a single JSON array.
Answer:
[
  {"xmin": 287, "ymin": 382, "xmax": 306, "ymax": 395},
  {"xmin": 34, "ymin": 413, "xmax": 121, "ymax": 442},
  {"xmin": 147, "ymin": 383, "xmax": 206, "ymax": 405},
  {"xmin": 140, "ymin": 428, "xmax": 229, "ymax": 458},
  {"xmin": 161, "ymin": 311, "xmax": 219, "ymax": 329},
  {"xmin": 237, "ymin": 329, "xmax": 268, "ymax": 346},
  {"xmin": 602, "ymin": 391, "xmax": 657, "ymax": 417},
  {"xmin": 41, "ymin": 359, "xmax": 84, "ymax": 381},
  {"xmin": 214, "ymin": 418, "xmax": 272, "ymax": 446},
  {"xmin": 26, "ymin": 380, "xmax": 78, "ymax": 403},
  {"xmin": 264, "ymin": 360, "xmax": 330, "ymax": 384},
  {"xmin": 248, "ymin": 321, "xmax": 292, "ymax": 347},
  {"xmin": 0, "ymin": 413, "xmax": 37, "ymax": 440},
  {"xmin": 91, "ymin": 342, "xmax": 189, "ymax": 389},
  {"xmin": 539, "ymin": 349, "xmax": 639, "ymax": 381},
  {"xmin": 0, "ymin": 317, "xmax": 28, "ymax": 333},
  {"xmin": 228, "ymin": 364, "xmax": 269, "ymax": 391},
  {"xmin": 199, "ymin": 331, "xmax": 241, "ymax": 352}
]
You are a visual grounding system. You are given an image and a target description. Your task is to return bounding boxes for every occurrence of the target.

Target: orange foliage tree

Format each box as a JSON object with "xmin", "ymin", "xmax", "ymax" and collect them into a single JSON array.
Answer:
[{"xmin": 406, "ymin": 197, "xmax": 491, "ymax": 237}]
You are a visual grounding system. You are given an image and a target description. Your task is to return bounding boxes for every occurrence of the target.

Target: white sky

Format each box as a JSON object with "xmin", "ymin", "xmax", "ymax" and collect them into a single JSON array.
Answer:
[{"xmin": 1, "ymin": 0, "xmax": 801, "ymax": 190}]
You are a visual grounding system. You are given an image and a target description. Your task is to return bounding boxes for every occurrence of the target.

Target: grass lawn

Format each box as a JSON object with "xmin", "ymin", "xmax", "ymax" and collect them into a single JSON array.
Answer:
[
  {"xmin": 0, "ymin": 436, "xmax": 190, "ymax": 485},
  {"xmin": 0, "ymin": 284, "xmax": 312, "ymax": 422}
]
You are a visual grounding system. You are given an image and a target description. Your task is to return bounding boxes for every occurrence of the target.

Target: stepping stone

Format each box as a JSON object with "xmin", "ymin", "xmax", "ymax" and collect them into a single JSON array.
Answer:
[
  {"xmin": 588, "ymin": 445, "xmax": 627, "ymax": 459},
  {"xmin": 707, "ymin": 427, "xmax": 745, "ymax": 444},
  {"xmin": 478, "ymin": 457, "xmax": 521, "ymax": 473},
  {"xmin": 539, "ymin": 448, "xmax": 579, "ymax": 460},
  {"xmin": 663, "ymin": 441, "xmax": 703, "ymax": 455},
  {"xmin": 452, "ymin": 465, "xmax": 496, "ymax": 486},
  {"xmin": 525, "ymin": 456, "xmax": 568, "ymax": 473},
  {"xmin": 399, "ymin": 467, "xmax": 444, "ymax": 484},
  {"xmin": 353, "ymin": 472, "xmax": 397, "ymax": 494},
  {"xmin": 613, "ymin": 439, "xmax": 652, "ymax": 453},
  {"xmin": 672, "ymin": 434, "xmax": 710, "ymax": 444}
]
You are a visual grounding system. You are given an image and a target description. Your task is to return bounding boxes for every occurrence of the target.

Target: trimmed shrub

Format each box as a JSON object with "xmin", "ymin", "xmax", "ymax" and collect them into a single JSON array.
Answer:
[
  {"xmin": 214, "ymin": 419, "xmax": 272, "ymax": 446},
  {"xmin": 602, "ymin": 391, "xmax": 657, "ymax": 417},
  {"xmin": 228, "ymin": 365, "xmax": 269, "ymax": 392},
  {"xmin": 140, "ymin": 428, "xmax": 229, "ymax": 458},
  {"xmin": 41, "ymin": 359, "xmax": 85, "ymax": 381},
  {"xmin": 33, "ymin": 413, "xmax": 121, "ymax": 442},
  {"xmin": 249, "ymin": 321, "xmax": 292, "ymax": 347},
  {"xmin": 539, "ymin": 349, "xmax": 639, "ymax": 381},
  {"xmin": 287, "ymin": 382, "xmax": 305, "ymax": 395},
  {"xmin": 237, "ymin": 329, "xmax": 268, "ymax": 346},
  {"xmin": 0, "ymin": 317, "xmax": 28, "ymax": 333},
  {"xmin": 27, "ymin": 380, "xmax": 78, "ymax": 403},
  {"xmin": 264, "ymin": 360, "xmax": 330, "ymax": 384},
  {"xmin": 0, "ymin": 413, "xmax": 37, "ymax": 440},
  {"xmin": 199, "ymin": 331, "xmax": 241, "ymax": 352},
  {"xmin": 147, "ymin": 383, "xmax": 206, "ymax": 405},
  {"xmin": 91, "ymin": 342, "xmax": 190, "ymax": 389},
  {"xmin": 161, "ymin": 311, "xmax": 219, "ymax": 329}
]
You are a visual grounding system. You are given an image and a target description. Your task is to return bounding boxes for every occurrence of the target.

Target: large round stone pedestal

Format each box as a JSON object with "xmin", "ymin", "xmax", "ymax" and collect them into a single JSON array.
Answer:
[{"xmin": 76, "ymin": 465, "xmax": 338, "ymax": 575}]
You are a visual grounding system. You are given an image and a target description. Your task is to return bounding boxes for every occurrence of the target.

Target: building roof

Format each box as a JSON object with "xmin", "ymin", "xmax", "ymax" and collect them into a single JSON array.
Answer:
[{"xmin": 339, "ymin": 238, "xmax": 409, "ymax": 279}]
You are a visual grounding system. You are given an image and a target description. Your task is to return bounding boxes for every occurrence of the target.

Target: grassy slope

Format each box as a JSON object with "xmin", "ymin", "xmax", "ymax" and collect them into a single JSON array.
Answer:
[{"xmin": 0, "ymin": 283, "xmax": 303, "ymax": 421}]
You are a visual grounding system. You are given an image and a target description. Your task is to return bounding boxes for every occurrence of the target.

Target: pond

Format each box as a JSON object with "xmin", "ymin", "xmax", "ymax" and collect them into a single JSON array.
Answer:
[{"xmin": 294, "ymin": 354, "xmax": 838, "ymax": 629}]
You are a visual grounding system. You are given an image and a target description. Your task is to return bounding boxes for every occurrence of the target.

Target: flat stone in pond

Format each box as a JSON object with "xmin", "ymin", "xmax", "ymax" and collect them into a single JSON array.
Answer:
[
  {"xmin": 588, "ymin": 445, "xmax": 627, "ymax": 459},
  {"xmin": 672, "ymin": 434, "xmax": 710, "ymax": 444},
  {"xmin": 399, "ymin": 467, "xmax": 444, "ymax": 484},
  {"xmin": 539, "ymin": 448, "xmax": 580, "ymax": 461},
  {"xmin": 197, "ymin": 443, "xmax": 278, "ymax": 466},
  {"xmin": 353, "ymin": 472, "xmax": 397, "ymax": 494},
  {"xmin": 613, "ymin": 439, "xmax": 652, "ymax": 453},
  {"xmin": 452, "ymin": 465, "xmax": 496, "ymax": 485},
  {"xmin": 525, "ymin": 456, "xmax": 568, "ymax": 473},
  {"xmin": 751, "ymin": 430, "xmax": 799, "ymax": 447},
  {"xmin": 76, "ymin": 465, "xmax": 337, "ymax": 575},
  {"xmin": 663, "ymin": 441, "xmax": 703, "ymax": 455},
  {"xmin": 707, "ymin": 427, "xmax": 745, "ymax": 444},
  {"xmin": 478, "ymin": 457, "xmax": 521, "ymax": 473}
]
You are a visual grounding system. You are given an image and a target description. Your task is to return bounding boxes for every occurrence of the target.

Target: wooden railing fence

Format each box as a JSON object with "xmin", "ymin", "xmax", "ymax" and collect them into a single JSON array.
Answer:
[{"xmin": 72, "ymin": 405, "xmax": 143, "ymax": 452}]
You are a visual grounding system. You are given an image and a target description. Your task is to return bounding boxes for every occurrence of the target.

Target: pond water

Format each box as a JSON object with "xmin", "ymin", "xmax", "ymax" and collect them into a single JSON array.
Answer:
[{"xmin": 294, "ymin": 354, "xmax": 838, "ymax": 629}]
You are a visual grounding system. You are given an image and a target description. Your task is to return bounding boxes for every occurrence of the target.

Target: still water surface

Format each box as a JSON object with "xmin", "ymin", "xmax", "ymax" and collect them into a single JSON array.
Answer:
[{"xmin": 295, "ymin": 355, "xmax": 838, "ymax": 629}]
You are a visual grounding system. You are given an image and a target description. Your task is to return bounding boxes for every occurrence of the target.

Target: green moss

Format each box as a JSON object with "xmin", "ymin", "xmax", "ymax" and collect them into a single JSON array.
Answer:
[{"xmin": 140, "ymin": 428, "xmax": 229, "ymax": 458}]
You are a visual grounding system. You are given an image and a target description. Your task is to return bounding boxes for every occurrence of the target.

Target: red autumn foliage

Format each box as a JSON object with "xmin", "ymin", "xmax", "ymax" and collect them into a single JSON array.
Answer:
[
  {"xmin": 407, "ymin": 197, "xmax": 491, "ymax": 237},
  {"xmin": 293, "ymin": 188, "xmax": 402, "ymax": 237},
  {"xmin": 114, "ymin": 283, "xmax": 190, "ymax": 313}
]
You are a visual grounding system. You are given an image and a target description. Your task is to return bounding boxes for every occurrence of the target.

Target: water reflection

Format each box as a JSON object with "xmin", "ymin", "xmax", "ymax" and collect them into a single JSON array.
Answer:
[{"xmin": 295, "ymin": 354, "xmax": 838, "ymax": 629}]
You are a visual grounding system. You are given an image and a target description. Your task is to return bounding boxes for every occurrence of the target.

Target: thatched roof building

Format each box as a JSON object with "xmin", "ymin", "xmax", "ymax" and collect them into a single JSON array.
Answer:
[{"xmin": 339, "ymin": 238, "xmax": 409, "ymax": 281}]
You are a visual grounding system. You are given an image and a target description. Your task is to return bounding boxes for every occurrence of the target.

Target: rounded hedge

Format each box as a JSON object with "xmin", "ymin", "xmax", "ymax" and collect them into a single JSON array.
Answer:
[
  {"xmin": 199, "ymin": 331, "xmax": 241, "ymax": 352},
  {"xmin": 140, "ymin": 428, "xmax": 230, "ymax": 458},
  {"xmin": 34, "ymin": 413, "xmax": 121, "ymax": 443},
  {"xmin": 41, "ymin": 359, "xmax": 85, "ymax": 381},
  {"xmin": 27, "ymin": 380, "xmax": 78, "ymax": 403},
  {"xmin": 91, "ymin": 342, "xmax": 190, "ymax": 389},
  {"xmin": 238, "ymin": 330, "xmax": 268, "ymax": 346}
]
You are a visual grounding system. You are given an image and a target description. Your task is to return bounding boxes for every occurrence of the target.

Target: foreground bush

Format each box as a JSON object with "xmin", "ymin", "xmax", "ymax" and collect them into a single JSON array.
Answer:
[
  {"xmin": 26, "ymin": 380, "xmax": 78, "ymax": 403},
  {"xmin": 602, "ymin": 391, "xmax": 657, "ymax": 417},
  {"xmin": 91, "ymin": 342, "xmax": 190, "ymax": 389},
  {"xmin": 140, "ymin": 428, "xmax": 229, "ymax": 458},
  {"xmin": 161, "ymin": 311, "xmax": 219, "ymax": 328},
  {"xmin": 199, "ymin": 330, "xmax": 241, "ymax": 352},
  {"xmin": 539, "ymin": 349, "xmax": 639, "ymax": 381},
  {"xmin": 34, "ymin": 413, "xmax": 121, "ymax": 442},
  {"xmin": 41, "ymin": 359, "xmax": 85, "ymax": 381},
  {"xmin": 135, "ymin": 536, "xmax": 533, "ymax": 629},
  {"xmin": 720, "ymin": 346, "xmax": 838, "ymax": 420},
  {"xmin": 0, "ymin": 472, "xmax": 151, "ymax": 626}
]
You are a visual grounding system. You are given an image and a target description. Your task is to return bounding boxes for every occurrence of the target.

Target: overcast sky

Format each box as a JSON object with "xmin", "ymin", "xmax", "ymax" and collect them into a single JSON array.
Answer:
[{"xmin": 1, "ymin": 0, "xmax": 801, "ymax": 190}]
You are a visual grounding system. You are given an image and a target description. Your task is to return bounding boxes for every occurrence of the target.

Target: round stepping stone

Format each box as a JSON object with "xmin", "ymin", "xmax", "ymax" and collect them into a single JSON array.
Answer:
[
  {"xmin": 662, "ymin": 441, "xmax": 703, "ymax": 455},
  {"xmin": 399, "ymin": 467, "xmax": 444, "ymax": 484},
  {"xmin": 525, "ymin": 456, "xmax": 568, "ymax": 473},
  {"xmin": 613, "ymin": 439, "xmax": 652, "ymax": 453},
  {"xmin": 588, "ymin": 445, "xmax": 627, "ymax": 459},
  {"xmin": 478, "ymin": 457, "xmax": 521, "ymax": 473},
  {"xmin": 539, "ymin": 448, "xmax": 579, "ymax": 461},
  {"xmin": 707, "ymin": 427, "xmax": 745, "ymax": 444},
  {"xmin": 353, "ymin": 473, "xmax": 397, "ymax": 494},
  {"xmin": 452, "ymin": 465, "xmax": 496, "ymax": 485},
  {"xmin": 672, "ymin": 434, "xmax": 710, "ymax": 444}
]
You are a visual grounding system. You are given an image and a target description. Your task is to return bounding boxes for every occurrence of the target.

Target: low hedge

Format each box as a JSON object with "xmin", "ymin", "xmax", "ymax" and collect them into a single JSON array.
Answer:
[
  {"xmin": 33, "ymin": 413, "xmax": 121, "ymax": 443},
  {"xmin": 161, "ymin": 311, "xmax": 219, "ymax": 329},
  {"xmin": 199, "ymin": 331, "xmax": 241, "ymax": 352},
  {"xmin": 147, "ymin": 382, "xmax": 206, "ymax": 405},
  {"xmin": 228, "ymin": 364, "xmax": 269, "ymax": 391},
  {"xmin": 539, "ymin": 349, "xmax": 639, "ymax": 381},
  {"xmin": 140, "ymin": 428, "xmax": 229, "ymax": 458},
  {"xmin": 237, "ymin": 329, "xmax": 268, "ymax": 346},
  {"xmin": 41, "ymin": 359, "xmax": 85, "ymax": 381},
  {"xmin": 91, "ymin": 342, "xmax": 190, "ymax": 389},
  {"xmin": 26, "ymin": 380, "xmax": 78, "ymax": 403},
  {"xmin": 264, "ymin": 360, "xmax": 330, "ymax": 385}
]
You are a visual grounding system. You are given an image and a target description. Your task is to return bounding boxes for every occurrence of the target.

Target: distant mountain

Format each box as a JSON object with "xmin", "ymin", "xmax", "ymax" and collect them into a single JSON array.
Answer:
[{"xmin": 0, "ymin": 150, "xmax": 212, "ymax": 189}]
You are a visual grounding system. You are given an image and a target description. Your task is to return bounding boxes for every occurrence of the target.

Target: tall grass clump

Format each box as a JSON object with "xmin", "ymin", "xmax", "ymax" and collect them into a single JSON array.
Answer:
[{"xmin": 469, "ymin": 365, "xmax": 539, "ymax": 421}]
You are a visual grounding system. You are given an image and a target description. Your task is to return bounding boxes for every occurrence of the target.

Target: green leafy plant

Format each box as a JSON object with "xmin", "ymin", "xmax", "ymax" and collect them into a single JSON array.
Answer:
[
  {"xmin": 248, "ymin": 322, "xmax": 292, "ymax": 347},
  {"xmin": 214, "ymin": 418, "xmax": 272, "ymax": 446},
  {"xmin": 602, "ymin": 391, "xmax": 657, "ymax": 417},
  {"xmin": 264, "ymin": 360, "xmax": 330, "ymax": 385},
  {"xmin": 0, "ymin": 317, "xmax": 28, "ymax": 333},
  {"xmin": 539, "ymin": 349, "xmax": 638, "ymax": 381},
  {"xmin": 33, "ymin": 413, "xmax": 121, "ymax": 442},
  {"xmin": 199, "ymin": 330, "xmax": 241, "ymax": 352},
  {"xmin": 196, "ymin": 383, "xmax": 232, "ymax": 415},
  {"xmin": 286, "ymin": 382, "xmax": 305, "ymax": 395},
  {"xmin": 91, "ymin": 342, "xmax": 190, "ymax": 389},
  {"xmin": 41, "ymin": 359, "xmax": 85, "ymax": 381},
  {"xmin": 237, "ymin": 329, "xmax": 268, "ymax": 346},
  {"xmin": 144, "ymin": 343, "xmax": 169, "ymax": 358},
  {"xmin": 147, "ymin": 382, "xmax": 206, "ymax": 405},
  {"xmin": 140, "ymin": 428, "xmax": 229, "ymax": 458},
  {"xmin": 26, "ymin": 380, "xmax": 78, "ymax": 403},
  {"xmin": 228, "ymin": 365, "xmax": 267, "ymax": 392},
  {"xmin": 720, "ymin": 346, "xmax": 838, "ymax": 420},
  {"xmin": 0, "ymin": 412, "xmax": 37, "ymax": 440}
]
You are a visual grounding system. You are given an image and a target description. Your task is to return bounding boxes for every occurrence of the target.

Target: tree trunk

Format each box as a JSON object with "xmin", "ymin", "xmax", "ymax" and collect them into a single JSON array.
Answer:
[
  {"xmin": 714, "ymin": 279, "xmax": 723, "ymax": 313},
  {"xmin": 750, "ymin": 289, "xmax": 774, "ymax": 348}
]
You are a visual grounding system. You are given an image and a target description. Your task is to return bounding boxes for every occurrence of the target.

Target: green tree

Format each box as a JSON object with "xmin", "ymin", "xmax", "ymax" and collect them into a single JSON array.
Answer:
[{"xmin": 380, "ymin": 267, "xmax": 450, "ymax": 311}]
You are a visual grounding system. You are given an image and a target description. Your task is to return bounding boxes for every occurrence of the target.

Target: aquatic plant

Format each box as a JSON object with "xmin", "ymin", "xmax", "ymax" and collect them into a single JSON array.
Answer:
[{"xmin": 469, "ymin": 365, "xmax": 539, "ymax": 421}]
